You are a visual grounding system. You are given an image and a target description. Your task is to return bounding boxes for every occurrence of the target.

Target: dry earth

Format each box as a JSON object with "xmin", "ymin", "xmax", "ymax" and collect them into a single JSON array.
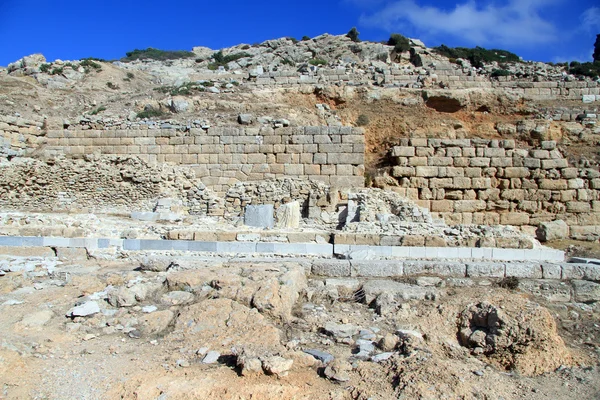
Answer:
[{"xmin": 0, "ymin": 253, "xmax": 599, "ymax": 399}]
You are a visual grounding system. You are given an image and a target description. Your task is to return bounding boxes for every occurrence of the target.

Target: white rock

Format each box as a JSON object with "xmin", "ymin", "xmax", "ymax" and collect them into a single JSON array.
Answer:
[{"xmin": 66, "ymin": 301, "xmax": 100, "ymax": 317}]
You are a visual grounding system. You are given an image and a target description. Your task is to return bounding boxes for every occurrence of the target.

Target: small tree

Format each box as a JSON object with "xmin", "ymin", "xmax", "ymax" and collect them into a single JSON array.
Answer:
[
  {"xmin": 593, "ymin": 34, "xmax": 600, "ymax": 63},
  {"xmin": 346, "ymin": 27, "xmax": 360, "ymax": 42},
  {"xmin": 388, "ymin": 33, "xmax": 410, "ymax": 53}
]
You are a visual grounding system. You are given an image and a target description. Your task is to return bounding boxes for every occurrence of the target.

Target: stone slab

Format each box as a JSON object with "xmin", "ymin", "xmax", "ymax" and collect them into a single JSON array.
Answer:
[
  {"xmin": 350, "ymin": 260, "xmax": 403, "ymax": 277},
  {"xmin": 244, "ymin": 205, "xmax": 274, "ymax": 229},
  {"xmin": 403, "ymin": 260, "xmax": 466, "ymax": 277},
  {"xmin": 312, "ymin": 260, "xmax": 351, "ymax": 277},
  {"xmin": 505, "ymin": 262, "xmax": 543, "ymax": 279},
  {"xmin": 466, "ymin": 262, "xmax": 505, "ymax": 278}
]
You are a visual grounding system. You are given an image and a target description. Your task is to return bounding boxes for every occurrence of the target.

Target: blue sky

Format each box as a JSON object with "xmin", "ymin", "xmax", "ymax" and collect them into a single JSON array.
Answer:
[{"xmin": 0, "ymin": 0, "xmax": 599, "ymax": 66}]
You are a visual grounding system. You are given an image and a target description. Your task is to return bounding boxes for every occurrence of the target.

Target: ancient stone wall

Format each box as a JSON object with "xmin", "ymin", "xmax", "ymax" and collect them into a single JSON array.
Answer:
[
  {"xmin": 0, "ymin": 114, "xmax": 46, "ymax": 157},
  {"xmin": 388, "ymin": 138, "xmax": 600, "ymax": 240},
  {"xmin": 245, "ymin": 66, "xmax": 600, "ymax": 102},
  {"xmin": 38, "ymin": 125, "xmax": 365, "ymax": 193}
]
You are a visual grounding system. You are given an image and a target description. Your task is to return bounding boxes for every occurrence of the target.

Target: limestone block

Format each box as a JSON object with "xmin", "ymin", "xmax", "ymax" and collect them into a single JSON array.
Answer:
[
  {"xmin": 454, "ymin": 200, "xmax": 486, "ymax": 213},
  {"xmin": 392, "ymin": 166, "xmax": 415, "ymax": 177},
  {"xmin": 538, "ymin": 179, "xmax": 568, "ymax": 190},
  {"xmin": 401, "ymin": 235, "xmax": 425, "ymax": 246},
  {"xmin": 350, "ymin": 260, "xmax": 403, "ymax": 277},
  {"xmin": 541, "ymin": 159, "xmax": 568, "ymax": 169},
  {"xmin": 244, "ymin": 205, "xmax": 274, "ymax": 229},
  {"xmin": 484, "ymin": 148, "xmax": 506, "ymax": 157},
  {"xmin": 572, "ymin": 280, "xmax": 600, "ymax": 303},
  {"xmin": 428, "ymin": 157, "xmax": 453, "ymax": 166},
  {"xmin": 504, "ymin": 167, "xmax": 530, "ymax": 178},
  {"xmin": 415, "ymin": 166, "xmax": 439, "ymax": 177},
  {"xmin": 568, "ymin": 179, "xmax": 585, "ymax": 189},
  {"xmin": 470, "ymin": 158, "xmax": 490, "ymax": 167},
  {"xmin": 530, "ymin": 150, "xmax": 549, "ymax": 159},
  {"xmin": 403, "ymin": 260, "xmax": 466, "ymax": 277},
  {"xmin": 524, "ymin": 158, "xmax": 541, "ymax": 168},
  {"xmin": 452, "ymin": 177, "xmax": 471, "ymax": 189},
  {"xmin": 380, "ymin": 236, "xmax": 402, "ymax": 246},
  {"xmin": 536, "ymin": 220, "xmax": 569, "ymax": 242},
  {"xmin": 566, "ymin": 202, "xmax": 591, "ymax": 213},
  {"xmin": 276, "ymin": 201, "xmax": 300, "ymax": 229},
  {"xmin": 505, "ymin": 263, "xmax": 543, "ymax": 279},
  {"xmin": 465, "ymin": 263, "xmax": 505, "ymax": 278},
  {"xmin": 408, "ymin": 157, "xmax": 428, "ymax": 166},
  {"xmin": 500, "ymin": 212, "xmax": 530, "ymax": 226},
  {"xmin": 391, "ymin": 146, "xmax": 415, "ymax": 157},
  {"xmin": 429, "ymin": 178, "xmax": 453, "ymax": 189},
  {"xmin": 312, "ymin": 260, "xmax": 351, "ymax": 277},
  {"xmin": 471, "ymin": 178, "xmax": 492, "ymax": 189},
  {"xmin": 491, "ymin": 157, "xmax": 513, "ymax": 167}
]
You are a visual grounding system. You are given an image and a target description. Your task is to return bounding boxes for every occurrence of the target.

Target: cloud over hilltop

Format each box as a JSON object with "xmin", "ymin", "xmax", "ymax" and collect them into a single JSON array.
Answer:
[{"xmin": 354, "ymin": 0, "xmax": 562, "ymax": 47}]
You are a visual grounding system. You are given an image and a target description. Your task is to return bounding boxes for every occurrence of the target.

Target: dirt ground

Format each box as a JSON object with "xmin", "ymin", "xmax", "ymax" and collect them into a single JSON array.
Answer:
[{"xmin": 0, "ymin": 254, "xmax": 599, "ymax": 400}]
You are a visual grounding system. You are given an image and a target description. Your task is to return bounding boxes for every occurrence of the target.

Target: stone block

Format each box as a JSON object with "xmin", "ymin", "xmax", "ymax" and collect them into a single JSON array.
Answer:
[
  {"xmin": 466, "ymin": 262, "xmax": 505, "ymax": 277},
  {"xmin": 244, "ymin": 205, "xmax": 274, "ymax": 228},
  {"xmin": 541, "ymin": 159, "xmax": 568, "ymax": 169},
  {"xmin": 572, "ymin": 280, "xmax": 600, "ymax": 303},
  {"xmin": 312, "ymin": 260, "xmax": 351, "ymax": 277},
  {"xmin": 350, "ymin": 260, "xmax": 403, "ymax": 277},
  {"xmin": 216, "ymin": 242, "xmax": 256, "ymax": 253},
  {"xmin": 454, "ymin": 200, "xmax": 486, "ymax": 213},
  {"xmin": 541, "ymin": 263, "xmax": 562, "ymax": 279},
  {"xmin": 562, "ymin": 264, "xmax": 600, "ymax": 281},
  {"xmin": 428, "ymin": 157, "xmax": 453, "ymax": 166},
  {"xmin": 505, "ymin": 263, "xmax": 543, "ymax": 279},
  {"xmin": 538, "ymin": 179, "xmax": 568, "ymax": 190},
  {"xmin": 470, "ymin": 158, "xmax": 490, "ymax": 167},
  {"xmin": 415, "ymin": 166, "xmax": 439, "ymax": 177},
  {"xmin": 391, "ymin": 146, "xmax": 415, "ymax": 157},
  {"xmin": 402, "ymin": 235, "xmax": 425, "ymax": 246},
  {"xmin": 566, "ymin": 202, "xmax": 591, "ymax": 213},
  {"xmin": 504, "ymin": 167, "xmax": 530, "ymax": 178},
  {"xmin": 404, "ymin": 260, "xmax": 466, "ymax": 277},
  {"xmin": 500, "ymin": 213, "xmax": 529, "ymax": 226}
]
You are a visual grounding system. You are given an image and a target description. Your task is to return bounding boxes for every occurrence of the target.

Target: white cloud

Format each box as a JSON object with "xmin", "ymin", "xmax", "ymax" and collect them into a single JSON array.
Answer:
[
  {"xmin": 581, "ymin": 7, "xmax": 600, "ymax": 31},
  {"xmin": 359, "ymin": 0, "xmax": 561, "ymax": 47}
]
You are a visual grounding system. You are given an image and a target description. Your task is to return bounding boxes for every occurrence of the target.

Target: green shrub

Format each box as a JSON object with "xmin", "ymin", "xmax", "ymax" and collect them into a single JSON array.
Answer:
[
  {"xmin": 302, "ymin": 36, "xmax": 311, "ymax": 41},
  {"xmin": 51, "ymin": 67, "xmax": 64, "ymax": 75},
  {"xmin": 154, "ymin": 82, "xmax": 207, "ymax": 96},
  {"xmin": 208, "ymin": 50, "xmax": 251, "ymax": 70},
  {"xmin": 433, "ymin": 45, "xmax": 521, "ymax": 68},
  {"xmin": 39, "ymin": 63, "xmax": 51, "ymax": 73},
  {"xmin": 106, "ymin": 82, "xmax": 119, "ymax": 90},
  {"xmin": 388, "ymin": 33, "xmax": 410, "ymax": 53},
  {"xmin": 356, "ymin": 114, "xmax": 370, "ymax": 127},
  {"xmin": 126, "ymin": 72, "xmax": 134, "ymax": 79},
  {"xmin": 89, "ymin": 106, "xmax": 106, "ymax": 115},
  {"xmin": 281, "ymin": 58, "xmax": 295, "ymax": 66},
  {"xmin": 309, "ymin": 58, "xmax": 327, "ymax": 66},
  {"xmin": 287, "ymin": 37, "xmax": 298, "ymax": 44},
  {"xmin": 346, "ymin": 27, "xmax": 360, "ymax": 42},
  {"xmin": 80, "ymin": 59, "xmax": 102, "ymax": 70},
  {"xmin": 136, "ymin": 109, "xmax": 167, "ymax": 119},
  {"xmin": 491, "ymin": 69, "xmax": 512, "ymax": 78},
  {"xmin": 569, "ymin": 61, "xmax": 600, "ymax": 78},
  {"xmin": 121, "ymin": 48, "xmax": 195, "ymax": 62}
]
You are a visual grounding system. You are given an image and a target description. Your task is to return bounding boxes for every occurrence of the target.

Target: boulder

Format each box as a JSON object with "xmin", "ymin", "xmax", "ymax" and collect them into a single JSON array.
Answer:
[{"xmin": 537, "ymin": 220, "xmax": 569, "ymax": 242}]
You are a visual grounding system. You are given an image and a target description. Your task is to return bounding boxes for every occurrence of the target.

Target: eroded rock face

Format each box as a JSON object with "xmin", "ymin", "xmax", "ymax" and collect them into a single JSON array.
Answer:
[
  {"xmin": 174, "ymin": 298, "xmax": 285, "ymax": 356},
  {"xmin": 458, "ymin": 301, "xmax": 571, "ymax": 375},
  {"xmin": 166, "ymin": 263, "xmax": 307, "ymax": 321}
]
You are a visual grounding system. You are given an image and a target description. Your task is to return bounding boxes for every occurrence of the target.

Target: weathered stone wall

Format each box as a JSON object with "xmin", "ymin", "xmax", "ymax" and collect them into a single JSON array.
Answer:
[
  {"xmin": 0, "ymin": 114, "xmax": 46, "ymax": 157},
  {"xmin": 388, "ymin": 138, "xmax": 600, "ymax": 240},
  {"xmin": 41, "ymin": 125, "xmax": 365, "ymax": 193},
  {"xmin": 246, "ymin": 66, "xmax": 600, "ymax": 102}
]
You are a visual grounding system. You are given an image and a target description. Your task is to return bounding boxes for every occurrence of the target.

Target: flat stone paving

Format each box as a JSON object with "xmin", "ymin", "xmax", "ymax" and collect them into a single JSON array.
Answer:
[{"xmin": 0, "ymin": 235, "xmax": 564, "ymax": 262}]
